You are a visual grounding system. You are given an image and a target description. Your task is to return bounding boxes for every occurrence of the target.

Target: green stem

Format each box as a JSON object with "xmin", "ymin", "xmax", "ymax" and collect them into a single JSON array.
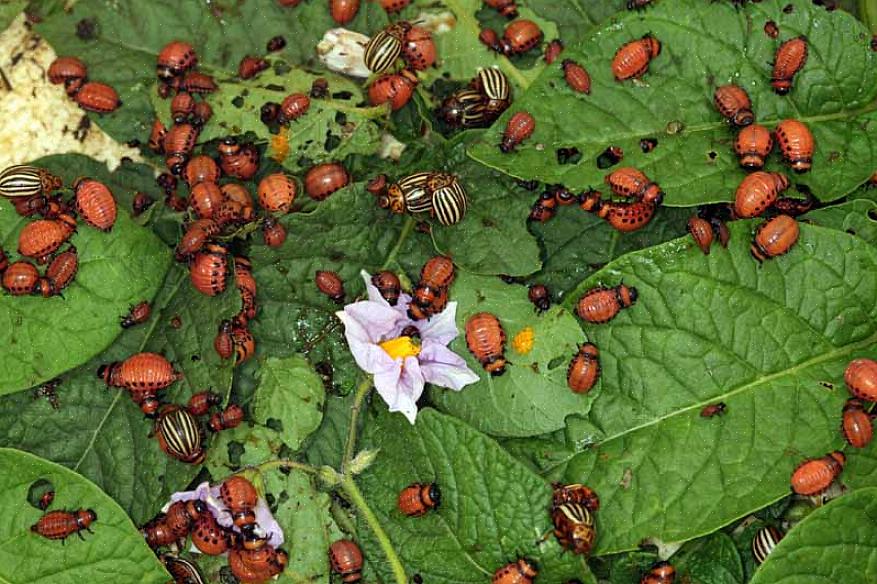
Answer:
[
  {"xmin": 860, "ymin": 0, "xmax": 877, "ymax": 33},
  {"xmin": 381, "ymin": 216, "xmax": 416, "ymax": 270},
  {"xmin": 256, "ymin": 459, "xmax": 320, "ymax": 475},
  {"xmin": 342, "ymin": 377, "xmax": 374, "ymax": 473},
  {"xmin": 341, "ymin": 475, "xmax": 408, "ymax": 584}
]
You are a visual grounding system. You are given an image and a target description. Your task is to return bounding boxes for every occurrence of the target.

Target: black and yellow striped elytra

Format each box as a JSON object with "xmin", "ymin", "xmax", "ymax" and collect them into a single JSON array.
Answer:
[
  {"xmin": 0, "ymin": 165, "xmax": 62, "ymax": 198},
  {"xmin": 474, "ymin": 67, "xmax": 511, "ymax": 116},
  {"xmin": 387, "ymin": 172, "xmax": 433, "ymax": 215},
  {"xmin": 155, "ymin": 406, "xmax": 204, "ymax": 464},
  {"xmin": 752, "ymin": 526, "xmax": 783, "ymax": 564},
  {"xmin": 551, "ymin": 501, "xmax": 596, "ymax": 555},
  {"xmin": 162, "ymin": 554, "xmax": 207, "ymax": 584},
  {"xmin": 427, "ymin": 173, "xmax": 468, "ymax": 226},
  {"xmin": 439, "ymin": 89, "xmax": 492, "ymax": 129},
  {"xmin": 363, "ymin": 23, "xmax": 411, "ymax": 73}
]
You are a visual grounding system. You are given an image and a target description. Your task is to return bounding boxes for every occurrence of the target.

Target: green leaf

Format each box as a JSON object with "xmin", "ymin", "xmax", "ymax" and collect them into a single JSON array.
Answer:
[
  {"xmin": 469, "ymin": 0, "xmax": 877, "ymax": 206},
  {"xmin": 33, "ymin": 0, "xmax": 388, "ymax": 146},
  {"xmin": 0, "ymin": 264, "xmax": 239, "ymax": 524},
  {"xmin": 357, "ymin": 407, "xmax": 589, "ymax": 583},
  {"xmin": 430, "ymin": 272, "xmax": 588, "ymax": 437},
  {"xmin": 804, "ymin": 198, "xmax": 877, "ymax": 246},
  {"xmin": 306, "ymin": 391, "xmax": 359, "ymax": 471},
  {"xmin": 675, "ymin": 533, "xmax": 745, "ymax": 584},
  {"xmin": 0, "ymin": 159, "xmax": 171, "ymax": 395},
  {"xmin": 750, "ymin": 487, "xmax": 877, "ymax": 583},
  {"xmin": 0, "ymin": 448, "xmax": 169, "ymax": 583},
  {"xmin": 253, "ymin": 355, "xmax": 325, "ymax": 452},
  {"xmin": 559, "ymin": 220, "xmax": 876, "ymax": 554},
  {"xmin": 528, "ymin": 205, "xmax": 690, "ymax": 297},
  {"xmin": 528, "ymin": 0, "xmax": 626, "ymax": 40},
  {"xmin": 0, "ymin": 0, "xmax": 25, "ymax": 33}
]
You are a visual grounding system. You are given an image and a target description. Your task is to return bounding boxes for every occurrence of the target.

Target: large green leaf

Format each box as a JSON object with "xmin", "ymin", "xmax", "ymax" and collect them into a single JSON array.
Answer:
[
  {"xmin": 469, "ymin": 0, "xmax": 877, "ymax": 206},
  {"xmin": 750, "ymin": 487, "xmax": 877, "ymax": 583},
  {"xmin": 0, "ymin": 158, "xmax": 171, "ymax": 395},
  {"xmin": 559, "ymin": 221, "xmax": 875, "ymax": 554},
  {"xmin": 528, "ymin": 0, "xmax": 626, "ymax": 40},
  {"xmin": 357, "ymin": 407, "xmax": 589, "ymax": 583},
  {"xmin": 430, "ymin": 272, "xmax": 588, "ymax": 437},
  {"xmin": 0, "ymin": 265, "xmax": 239, "ymax": 524},
  {"xmin": 675, "ymin": 532, "xmax": 745, "ymax": 584},
  {"xmin": 252, "ymin": 355, "xmax": 325, "ymax": 452},
  {"xmin": 805, "ymin": 198, "xmax": 877, "ymax": 246},
  {"xmin": 0, "ymin": 448, "xmax": 168, "ymax": 583},
  {"xmin": 32, "ymin": 0, "xmax": 388, "ymax": 146}
]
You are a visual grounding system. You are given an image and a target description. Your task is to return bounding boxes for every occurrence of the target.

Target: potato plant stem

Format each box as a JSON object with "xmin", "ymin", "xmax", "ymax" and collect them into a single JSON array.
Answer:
[
  {"xmin": 861, "ymin": 0, "xmax": 877, "ymax": 32},
  {"xmin": 342, "ymin": 376, "xmax": 374, "ymax": 473},
  {"xmin": 341, "ymin": 474, "xmax": 408, "ymax": 584},
  {"xmin": 257, "ymin": 459, "xmax": 319, "ymax": 475}
]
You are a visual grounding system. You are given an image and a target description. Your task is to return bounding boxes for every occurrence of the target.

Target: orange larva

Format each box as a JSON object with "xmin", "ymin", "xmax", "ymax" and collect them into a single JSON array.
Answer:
[
  {"xmin": 315, "ymin": 270, "xmax": 345, "ymax": 303},
  {"xmin": 576, "ymin": 284, "xmax": 637, "ymax": 324},
  {"xmin": 157, "ymin": 40, "xmax": 197, "ymax": 79},
  {"xmin": 844, "ymin": 358, "xmax": 877, "ymax": 401},
  {"xmin": 713, "ymin": 84, "xmax": 754, "ymax": 127},
  {"xmin": 74, "ymin": 178, "xmax": 117, "ymax": 231},
  {"xmin": 500, "ymin": 19, "xmax": 542, "ymax": 55},
  {"xmin": 231, "ymin": 326, "xmax": 256, "ymax": 365},
  {"xmin": 492, "ymin": 559, "xmax": 537, "ymax": 584},
  {"xmin": 120, "ymin": 301, "xmax": 151, "ymax": 328},
  {"xmin": 775, "ymin": 119, "xmax": 814, "ymax": 173},
  {"xmin": 734, "ymin": 124, "xmax": 773, "ymax": 170},
  {"xmin": 567, "ymin": 343, "xmax": 600, "ymax": 394},
  {"xmin": 397, "ymin": 482, "xmax": 440, "ymax": 516},
  {"xmin": 220, "ymin": 475, "xmax": 258, "ymax": 528},
  {"xmin": 192, "ymin": 101, "xmax": 212, "ymax": 126},
  {"xmin": 605, "ymin": 167, "xmax": 663, "ymax": 204},
  {"xmin": 612, "ymin": 34, "xmax": 661, "ymax": 81},
  {"xmin": 184, "ymin": 155, "xmax": 220, "ymax": 186},
  {"xmin": 190, "ymin": 245, "xmax": 228, "ymax": 296},
  {"xmin": 401, "ymin": 26, "xmax": 436, "ymax": 71},
  {"xmin": 772, "ymin": 36, "xmax": 808, "ymax": 95},
  {"xmin": 790, "ymin": 451, "xmax": 845, "ymax": 496},
  {"xmin": 329, "ymin": 539, "xmax": 364, "ymax": 583},
  {"xmin": 221, "ymin": 182, "xmax": 254, "ymax": 209},
  {"xmin": 18, "ymin": 215, "xmax": 76, "ymax": 263},
  {"xmin": 465, "ymin": 312, "xmax": 507, "ymax": 375},
  {"xmin": 238, "ymin": 55, "xmax": 269, "ymax": 79},
  {"xmin": 485, "ymin": 0, "xmax": 518, "ymax": 18},
  {"xmin": 304, "ymin": 163, "xmax": 350, "ymax": 201},
  {"xmin": 262, "ymin": 217, "xmax": 287, "ymax": 247},
  {"xmin": 734, "ymin": 171, "xmax": 789, "ymax": 218},
  {"xmin": 99, "ymin": 352, "xmax": 182, "ymax": 392},
  {"xmin": 31, "ymin": 509, "xmax": 97, "ymax": 542},
  {"xmin": 148, "ymin": 119, "xmax": 167, "ymax": 153},
  {"xmin": 330, "ymin": 0, "xmax": 360, "ymax": 24},
  {"xmin": 39, "ymin": 246, "xmax": 79, "ymax": 297},
  {"xmin": 74, "ymin": 82, "xmax": 121, "ymax": 113},
  {"xmin": 640, "ymin": 561, "xmax": 676, "ymax": 584},
  {"xmin": 175, "ymin": 218, "xmax": 220, "ymax": 260},
  {"xmin": 413, "ymin": 255, "xmax": 455, "ymax": 308},
  {"xmin": 209, "ymin": 403, "xmax": 245, "ymax": 431},
  {"xmin": 3, "ymin": 261, "xmax": 39, "ymax": 295},
  {"xmin": 751, "ymin": 214, "xmax": 799, "ymax": 262},
  {"xmin": 687, "ymin": 216, "xmax": 714, "ymax": 254},
  {"xmin": 170, "ymin": 92, "xmax": 195, "ymax": 124},
  {"xmin": 842, "ymin": 399, "xmax": 873, "ymax": 448},
  {"xmin": 372, "ymin": 271, "xmax": 401, "ymax": 305},
  {"xmin": 180, "ymin": 71, "xmax": 218, "ymax": 94},
  {"xmin": 596, "ymin": 200, "xmax": 656, "ymax": 232},
  {"xmin": 189, "ymin": 181, "xmax": 224, "ymax": 219},
  {"xmin": 279, "ymin": 93, "xmax": 311, "ymax": 123},
  {"xmin": 258, "ymin": 173, "xmax": 297, "ymax": 213},
  {"xmin": 378, "ymin": 0, "xmax": 410, "ymax": 12},
  {"xmin": 191, "ymin": 512, "xmax": 230, "ymax": 555},
  {"xmin": 214, "ymin": 320, "xmax": 235, "ymax": 360},
  {"xmin": 186, "ymin": 390, "xmax": 221, "ymax": 417},
  {"xmin": 500, "ymin": 111, "xmax": 535, "ymax": 153},
  {"xmin": 562, "ymin": 60, "xmax": 591, "ymax": 94},
  {"xmin": 220, "ymin": 144, "xmax": 259, "ymax": 180},
  {"xmin": 368, "ymin": 71, "xmax": 418, "ymax": 111},
  {"xmin": 543, "ymin": 39, "xmax": 564, "ymax": 64},
  {"xmin": 48, "ymin": 56, "xmax": 87, "ymax": 85}
]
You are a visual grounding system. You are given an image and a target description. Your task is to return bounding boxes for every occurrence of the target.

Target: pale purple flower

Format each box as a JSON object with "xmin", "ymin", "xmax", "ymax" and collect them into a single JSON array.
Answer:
[
  {"xmin": 336, "ymin": 270, "xmax": 479, "ymax": 424},
  {"xmin": 169, "ymin": 481, "xmax": 284, "ymax": 548}
]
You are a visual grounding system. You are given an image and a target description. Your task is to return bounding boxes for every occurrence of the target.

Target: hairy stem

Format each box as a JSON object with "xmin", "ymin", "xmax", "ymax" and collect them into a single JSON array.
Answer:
[
  {"xmin": 342, "ymin": 377, "xmax": 373, "ymax": 473},
  {"xmin": 256, "ymin": 459, "xmax": 319, "ymax": 475},
  {"xmin": 381, "ymin": 216, "xmax": 416, "ymax": 271}
]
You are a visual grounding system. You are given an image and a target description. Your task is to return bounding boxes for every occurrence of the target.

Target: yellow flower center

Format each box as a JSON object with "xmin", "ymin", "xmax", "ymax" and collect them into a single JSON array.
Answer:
[{"xmin": 379, "ymin": 336, "xmax": 421, "ymax": 360}]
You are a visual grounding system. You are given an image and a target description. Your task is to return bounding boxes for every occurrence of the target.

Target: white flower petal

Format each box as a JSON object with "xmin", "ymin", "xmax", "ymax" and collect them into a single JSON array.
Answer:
[
  {"xmin": 418, "ymin": 301, "xmax": 460, "ymax": 345},
  {"xmin": 360, "ymin": 270, "xmax": 388, "ymax": 305},
  {"xmin": 344, "ymin": 300, "xmax": 405, "ymax": 342},
  {"xmin": 420, "ymin": 342, "xmax": 481, "ymax": 390}
]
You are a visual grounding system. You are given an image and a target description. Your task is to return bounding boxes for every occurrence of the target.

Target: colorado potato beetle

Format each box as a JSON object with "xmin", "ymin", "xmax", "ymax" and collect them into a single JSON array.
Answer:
[
  {"xmin": 527, "ymin": 283, "xmax": 550, "ymax": 312},
  {"xmin": 155, "ymin": 404, "xmax": 205, "ymax": 464},
  {"xmin": 500, "ymin": 19, "xmax": 543, "ymax": 55},
  {"xmin": 752, "ymin": 526, "xmax": 784, "ymax": 564},
  {"xmin": 427, "ymin": 172, "xmax": 468, "ymax": 226},
  {"xmin": 378, "ymin": 0, "xmax": 410, "ymax": 12},
  {"xmin": 258, "ymin": 173, "xmax": 297, "ymax": 213},
  {"xmin": 184, "ymin": 155, "xmax": 220, "ymax": 186},
  {"xmin": 188, "ymin": 181, "xmax": 224, "ymax": 219},
  {"xmin": 190, "ymin": 245, "xmax": 228, "ymax": 296},
  {"xmin": 18, "ymin": 215, "xmax": 76, "ymax": 263},
  {"xmin": 576, "ymin": 284, "xmax": 637, "ymax": 324},
  {"xmin": 330, "ymin": 0, "xmax": 360, "ymax": 23},
  {"xmin": 563, "ymin": 59, "xmax": 592, "ymax": 94},
  {"xmin": 775, "ymin": 119, "xmax": 814, "ymax": 173},
  {"xmin": 413, "ymin": 255, "xmax": 454, "ymax": 308},
  {"xmin": 493, "ymin": 559, "xmax": 537, "ymax": 584},
  {"xmin": 552, "ymin": 482, "xmax": 600, "ymax": 510},
  {"xmin": 368, "ymin": 70, "xmax": 418, "ymax": 110},
  {"xmin": 751, "ymin": 214, "xmax": 799, "ymax": 262},
  {"xmin": 372, "ymin": 271, "xmax": 401, "ymax": 305},
  {"xmin": 176, "ymin": 218, "xmax": 220, "ymax": 260},
  {"xmin": 713, "ymin": 84, "xmax": 754, "ymax": 127},
  {"xmin": 552, "ymin": 502, "xmax": 596, "ymax": 555},
  {"xmin": 73, "ymin": 177, "xmax": 117, "ymax": 231},
  {"xmin": 790, "ymin": 451, "xmax": 844, "ymax": 496},
  {"xmin": 279, "ymin": 93, "xmax": 310, "ymax": 123},
  {"xmin": 597, "ymin": 200, "xmax": 656, "ymax": 232},
  {"xmin": 3, "ymin": 261, "xmax": 39, "ymax": 295},
  {"xmin": 640, "ymin": 561, "xmax": 675, "ymax": 584},
  {"xmin": 180, "ymin": 71, "xmax": 217, "ymax": 94},
  {"xmin": 472, "ymin": 67, "xmax": 512, "ymax": 116},
  {"xmin": 239, "ymin": 55, "xmax": 269, "ymax": 79},
  {"xmin": 209, "ymin": 403, "xmax": 245, "ymax": 430},
  {"xmin": 170, "ymin": 92, "xmax": 195, "ymax": 124},
  {"xmin": 157, "ymin": 41, "xmax": 197, "ymax": 79},
  {"xmin": 544, "ymin": 39, "xmax": 564, "ymax": 63},
  {"xmin": 700, "ymin": 402, "xmax": 727, "ymax": 417},
  {"xmin": 465, "ymin": 312, "xmax": 507, "ymax": 375},
  {"xmin": 31, "ymin": 509, "xmax": 97, "ymax": 542},
  {"xmin": 329, "ymin": 539, "xmax": 364, "ymax": 583},
  {"xmin": 191, "ymin": 511, "xmax": 231, "ymax": 555},
  {"xmin": 500, "ymin": 111, "xmax": 535, "ymax": 153},
  {"xmin": 612, "ymin": 34, "xmax": 661, "ymax": 81},
  {"xmin": 734, "ymin": 171, "xmax": 789, "ymax": 218},
  {"xmin": 842, "ymin": 399, "xmax": 873, "ymax": 449},
  {"xmin": 402, "ymin": 26, "xmax": 436, "ymax": 71},
  {"xmin": 364, "ymin": 22, "xmax": 411, "ymax": 73},
  {"xmin": 39, "ymin": 246, "xmax": 79, "ymax": 297},
  {"xmin": 74, "ymin": 81, "xmax": 121, "ymax": 113},
  {"xmin": 262, "ymin": 217, "xmax": 287, "ymax": 247},
  {"xmin": 687, "ymin": 216, "xmax": 714, "ymax": 254},
  {"xmin": 305, "ymin": 163, "xmax": 350, "ymax": 201},
  {"xmin": 0, "ymin": 165, "xmax": 63, "ymax": 199},
  {"xmin": 605, "ymin": 167, "xmax": 663, "ymax": 204},
  {"xmin": 772, "ymin": 36, "xmax": 808, "ymax": 95},
  {"xmin": 567, "ymin": 343, "xmax": 600, "ymax": 394},
  {"xmin": 315, "ymin": 270, "xmax": 345, "ymax": 303},
  {"xmin": 186, "ymin": 390, "xmax": 221, "ymax": 416},
  {"xmin": 214, "ymin": 320, "xmax": 235, "ymax": 360},
  {"xmin": 48, "ymin": 56, "xmax": 87, "ymax": 84},
  {"xmin": 398, "ymin": 482, "xmax": 441, "ymax": 516},
  {"xmin": 438, "ymin": 89, "xmax": 491, "ymax": 129},
  {"xmin": 485, "ymin": 0, "xmax": 518, "ymax": 17},
  {"xmin": 98, "ymin": 352, "xmax": 182, "ymax": 392},
  {"xmin": 845, "ymin": 358, "xmax": 877, "ymax": 401},
  {"xmin": 161, "ymin": 555, "xmax": 207, "ymax": 584},
  {"xmin": 734, "ymin": 124, "xmax": 773, "ymax": 169}
]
